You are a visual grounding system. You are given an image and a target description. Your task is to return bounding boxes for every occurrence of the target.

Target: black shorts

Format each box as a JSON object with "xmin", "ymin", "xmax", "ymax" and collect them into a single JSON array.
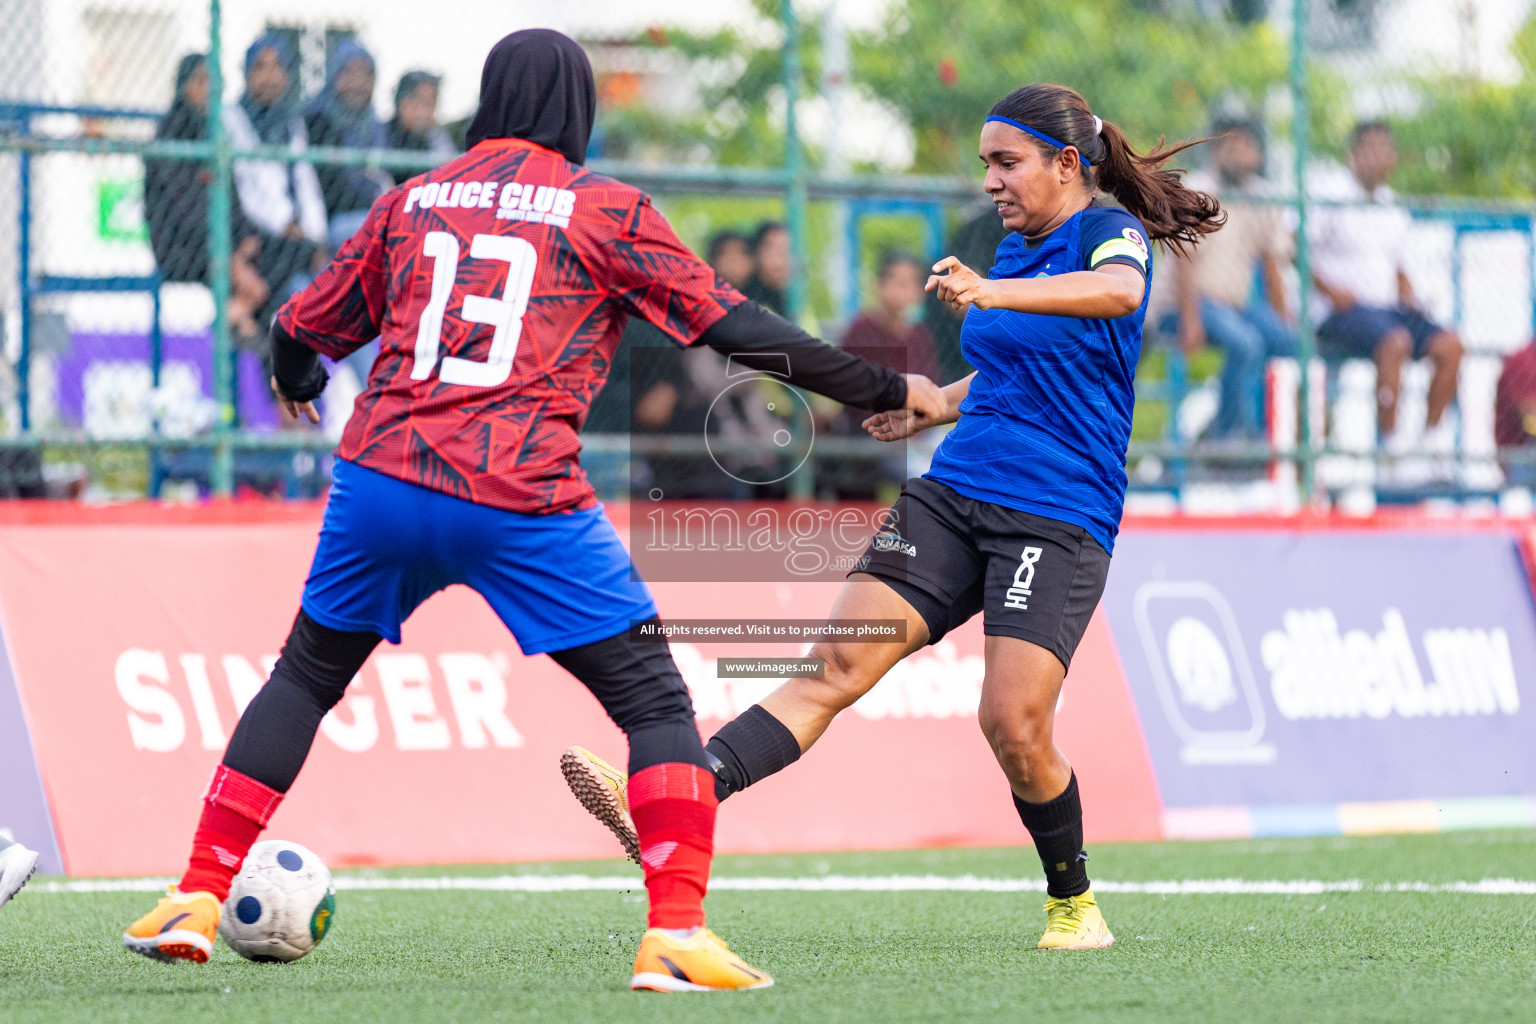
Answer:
[
  {"xmin": 852, "ymin": 477, "xmax": 1111, "ymax": 670},
  {"xmin": 1317, "ymin": 304, "xmax": 1443, "ymax": 360}
]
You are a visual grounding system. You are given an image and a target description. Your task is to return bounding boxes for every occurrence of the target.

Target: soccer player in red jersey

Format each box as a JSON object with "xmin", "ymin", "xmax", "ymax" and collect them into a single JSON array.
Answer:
[{"xmin": 123, "ymin": 30, "xmax": 944, "ymax": 990}]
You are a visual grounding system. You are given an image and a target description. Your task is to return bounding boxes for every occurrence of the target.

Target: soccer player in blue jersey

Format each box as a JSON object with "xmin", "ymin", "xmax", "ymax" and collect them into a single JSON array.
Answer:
[{"xmin": 564, "ymin": 83, "xmax": 1223, "ymax": 951}]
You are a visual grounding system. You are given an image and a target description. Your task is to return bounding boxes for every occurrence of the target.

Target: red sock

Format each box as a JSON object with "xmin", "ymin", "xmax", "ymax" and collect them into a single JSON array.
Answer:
[
  {"xmin": 178, "ymin": 765, "xmax": 284, "ymax": 901},
  {"xmin": 628, "ymin": 762, "xmax": 717, "ymax": 929}
]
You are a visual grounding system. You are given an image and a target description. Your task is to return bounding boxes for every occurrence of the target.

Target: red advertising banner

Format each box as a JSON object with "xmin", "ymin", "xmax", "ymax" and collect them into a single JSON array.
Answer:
[{"xmin": 0, "ymin": 505, "xmax": 1161, "ymax": 877}]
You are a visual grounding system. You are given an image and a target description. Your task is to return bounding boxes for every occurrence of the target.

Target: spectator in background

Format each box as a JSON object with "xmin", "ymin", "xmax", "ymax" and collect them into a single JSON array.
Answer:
[
  {"xmin": 387, "ymin": 71, "xmax": 456, "ymax": 159},
  {"xmin": 1311, "ymin": 122, "xmax": 1463, "ymax": 447},
  {"xmin": 224, "ymin": 33, "xmax": 325, "ymax": 329},
  {"xmin": 815, "ymin": 252, "xmax": 941, "ymax": 499},
  {"xmin": 619, "ymin": 228, "xmax": 796, "ymax": 498},
  {"xmin": 923, "ymin": 202, "xmax": 1001, "ymax": 382},
  {"xmin": 1495, "ymin": 339, "xmax": 1536, "ymax": 487},
  {"xmin": 840, "ymin": 251, "xmax": 941, "ymax": 382},
  {"xmin": 304, "ymin": 40, "xmax": 390, "ymax": 246},
  {"xmin": 145, "ymin": 53, "xmax": 269, "ymax": 343},
  {"xmin": 1163, "ymin": 118, "xmax": 1295, "ymax": 440},
  {"xmin": 742, "ymin": 221, "xmax": 791, "ymax": 315},
  {"xmin": 707, "ymin": 230, "xmax": 754, "ymax": 289}
]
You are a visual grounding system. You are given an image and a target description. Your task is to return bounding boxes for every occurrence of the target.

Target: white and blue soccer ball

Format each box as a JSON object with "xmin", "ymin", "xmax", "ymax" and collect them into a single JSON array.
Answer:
[{"xmin": 219, "ymin": 840, "xmax": 336, "ymax": 963}]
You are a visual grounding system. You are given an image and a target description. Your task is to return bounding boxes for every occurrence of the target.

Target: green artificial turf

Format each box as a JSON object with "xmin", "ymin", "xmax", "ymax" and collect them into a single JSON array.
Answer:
[{"xmin": 3, "ymin": 830, "xmax": 1534, "ymax": 1023}]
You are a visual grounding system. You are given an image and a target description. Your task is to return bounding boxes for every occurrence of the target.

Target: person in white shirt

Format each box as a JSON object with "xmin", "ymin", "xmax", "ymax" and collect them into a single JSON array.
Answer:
[
  {"xmin": 224, "ymin": 34, "xmax": 327, "ymax": 335},
  {"xmin": 1310, "ymin": 122, "xmax": 1463, "ymax": 443},
  {"xmin": 225, "ymin": 35, "xmax": 328, "ymax": 244},
  {"xmin": 1164, "ymin": 119, "xmax": 1296, "ymax": 439}
]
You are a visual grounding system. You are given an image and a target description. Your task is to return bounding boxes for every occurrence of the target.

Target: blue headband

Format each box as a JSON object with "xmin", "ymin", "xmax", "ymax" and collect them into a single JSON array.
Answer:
[{"xmin": 984, "ymin": 115, "xmax": 1090, "ymax": 166}]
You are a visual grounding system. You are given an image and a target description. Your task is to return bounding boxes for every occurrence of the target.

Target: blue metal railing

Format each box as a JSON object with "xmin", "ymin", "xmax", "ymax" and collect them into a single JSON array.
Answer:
[
  {"xmin": 6, "ymin": 103, "xmax": 167, "ymax": 433},
  {"xmin": 5, "ymin": 97, "xmax": 1536, "ymax": 502}
]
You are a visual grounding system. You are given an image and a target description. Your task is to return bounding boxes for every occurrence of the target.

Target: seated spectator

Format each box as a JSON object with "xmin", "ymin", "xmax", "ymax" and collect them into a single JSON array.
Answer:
[
  {"xmin": 386, "ymin": 71, "xmax": 457, "ymax": 159},
  {"xmin": 1495, "ymin": 339, "xmax": 1536, "ymax": 487},
  {"xmin": 1163, "ymin": 118, "xmax": 1296, "ymax": 440},
  {"xmin": 706, "ymin": 230, "xmax": 754, "ymax": 289},
  {"xmin": 816, "ymin": 252, "xmax": 940, "ymax": 499},
  {"xmin": 1310, "ymin": 121, "xmax": 1463, "ymax": 448},
  {"xmin": 617, "ymin": 228, "xmax": 787, "ymax": 499},
  {"xmin": 304, "ymin": 40, "xmax": 391, "ymax": 246},
  {"xmin": 224, "ymin": 33, "xmax": 326, "ymax": 328},
  {"xmin": 742, "ymin": 221, "xmax": 791, "ymax": 315},
  {"xmin": 840, "ymin": 251, "xmax": 941, "ymax": 382},
  {"xmin": 145, "ymin": 53, "xmax": 269, "ymax": 343}
]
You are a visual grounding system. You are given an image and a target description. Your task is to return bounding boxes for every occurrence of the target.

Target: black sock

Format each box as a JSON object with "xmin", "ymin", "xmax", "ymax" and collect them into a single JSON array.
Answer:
[
  {"xmin": 1011, "ymin": 772, "xmax": 1090, "ymax": 899},
  {"xmin": 703, "ymin": 704, "xmax": 801, "ymax": 802}
]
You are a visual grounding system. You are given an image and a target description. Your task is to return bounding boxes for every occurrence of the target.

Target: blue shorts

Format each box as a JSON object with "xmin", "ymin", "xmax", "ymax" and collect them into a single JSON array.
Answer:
[
  {"xmin": 1317, "ymin": 305, "xmax": 1443, "ymax": 360},
  {"xmin": 302, "ymin": 460, "xmax": 657, "ymax": 653}
]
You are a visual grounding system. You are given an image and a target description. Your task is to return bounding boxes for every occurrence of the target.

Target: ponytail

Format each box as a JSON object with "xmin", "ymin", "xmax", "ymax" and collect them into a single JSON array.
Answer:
[{"xmin": 988, "ymin": 84, "xmax": 1224, "ymax": 254}]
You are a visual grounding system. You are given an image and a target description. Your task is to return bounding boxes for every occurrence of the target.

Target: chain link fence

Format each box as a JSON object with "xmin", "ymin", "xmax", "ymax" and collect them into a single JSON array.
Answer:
[{"xmin": 0, "ymin": 0, "xmax": 1532, "ymax": 508}]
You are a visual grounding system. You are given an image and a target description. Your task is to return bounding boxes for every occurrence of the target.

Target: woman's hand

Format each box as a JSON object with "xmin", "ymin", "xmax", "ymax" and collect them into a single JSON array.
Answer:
[
  {"xmin": 861, "ymin": 408, "xmax": 927, "ymax": 442},
  {"xmin": 902, "ymin": 373, "xmax": 947, "ymax": 424},
  {"xmin": 926, "ymin": 256, "xmax": 992, "ymax": 312},
  {"xmin": 864, "ymin": 372, "xmax": 962, "ymax": 441},
  {"xmin": 271, "ymin": 377, "xmax": 320, "ymax": 424}
]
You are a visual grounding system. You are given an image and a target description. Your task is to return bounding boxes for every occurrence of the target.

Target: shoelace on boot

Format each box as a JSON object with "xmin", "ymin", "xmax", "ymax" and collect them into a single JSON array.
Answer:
[{"xmin": 1042, "ymin": 896, "xmax": 1091, "ymax": 933}]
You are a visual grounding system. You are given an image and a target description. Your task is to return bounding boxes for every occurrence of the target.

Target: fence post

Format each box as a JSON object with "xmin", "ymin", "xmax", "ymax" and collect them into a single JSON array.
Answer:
[
  {"xmin": 781, "ymin": 0, "xmax": 808, "ymax": 322},
  {"xmin": 16, "ymin": 132, "xmax": 30, "ymax": 433},
  {"xmin": 207, "ymin": 0, "xmax": 234, "ymax": 497},
  {"xmin": 1290, "ymin": 0, "xmax": 1317, "ymax": 501},
  {"xmin": 781, "ymin": 0, "xmax": 815, "ymax": 500}
]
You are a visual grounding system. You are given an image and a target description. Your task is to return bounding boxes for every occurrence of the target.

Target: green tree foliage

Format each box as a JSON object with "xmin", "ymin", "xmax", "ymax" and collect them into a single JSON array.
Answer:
[
  {"xmin": 1388, "ymin": 14, "xmax": 1536, "ymax": 199},
  {"xmin": 852, "ymin": 0, "xmax": 1285, "ymax": 173},
  {"xmin": 595, "ymin": 0, "xmax": 820, "ymax": 168},
  {"xmin": 600, "ymin": 0, "xmax": 1283, "ymax": 173},
  {"xmin": 603, "ymin": 3, "xmax": 1536, "ymax": 200}
]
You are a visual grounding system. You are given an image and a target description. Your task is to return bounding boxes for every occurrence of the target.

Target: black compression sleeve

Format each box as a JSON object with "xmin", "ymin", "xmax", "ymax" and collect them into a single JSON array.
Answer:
[
  {"xmin": 697, "ymin": 301, "xmax": 908, "ymax": 412},
  {"xmin": 269, "ymin": 321, "xmax": 330, "ymax": 403}
]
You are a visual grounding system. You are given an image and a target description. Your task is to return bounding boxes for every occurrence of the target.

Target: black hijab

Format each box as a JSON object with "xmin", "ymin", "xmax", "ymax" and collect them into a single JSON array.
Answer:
[
  {"xmin": 157, "ymin": 54, "xmax": 208, "ymax": 141},
  {"xmin": 464, "ymin": 29, "xmax": 595, "ymax": 165}
]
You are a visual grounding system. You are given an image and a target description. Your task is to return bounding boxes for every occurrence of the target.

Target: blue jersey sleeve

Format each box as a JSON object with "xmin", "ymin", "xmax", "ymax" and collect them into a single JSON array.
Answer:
[{"xmin": 1077, "ymin": 207, "xmax": 1151, "ymax": 277}]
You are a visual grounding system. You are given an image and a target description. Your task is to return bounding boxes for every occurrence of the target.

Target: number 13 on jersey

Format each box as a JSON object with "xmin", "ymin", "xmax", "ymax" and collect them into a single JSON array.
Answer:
[{"xmin": 412, "ymin": 231, "xmax": 538, "ymax": 388}]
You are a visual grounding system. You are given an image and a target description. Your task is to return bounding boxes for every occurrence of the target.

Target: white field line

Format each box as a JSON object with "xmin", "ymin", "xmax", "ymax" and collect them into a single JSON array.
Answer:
[{"xmin": 27, "ymin": 874, "xmax": 1536, "ymax": 895}]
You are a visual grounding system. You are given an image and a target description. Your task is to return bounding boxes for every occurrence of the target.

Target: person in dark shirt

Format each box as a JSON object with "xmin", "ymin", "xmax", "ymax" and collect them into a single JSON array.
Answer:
[
  {"xmin": 841, "ymin": 251, "xmax": 942, "ymax": 381},
  {"xmin": 818, "ymin": 251, "xmax": 944, "ymax": 498},
  {"xmin": 706, "ymin": 230, "xmax": 754, "ymax": 289},
  {"xmin": 386, "ymin": 71, "xmax": 457, "ymax": 158},
  {"xmin": 741, "ymin": 221, "xmax": 790, "ymax": 315},
  {"xmin": 304, "ymin": 40, "xmax": 389, "ymax": 245},
  {"xmin": 144, "ymin": 53, "xmax": 269, "ymax": 341}
]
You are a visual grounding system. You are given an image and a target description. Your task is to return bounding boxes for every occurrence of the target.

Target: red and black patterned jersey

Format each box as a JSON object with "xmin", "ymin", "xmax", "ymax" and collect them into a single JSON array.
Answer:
[{"xmin": 276, "ymin": 138, "xmax": 743, "ymax": 514}]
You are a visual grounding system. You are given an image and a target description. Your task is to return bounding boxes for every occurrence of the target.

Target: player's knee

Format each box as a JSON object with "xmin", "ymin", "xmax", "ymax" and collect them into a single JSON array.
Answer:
[
  {"xmin": 277, "ymin": 610, "xmax": 380, "ymax": 712},
  {"xmin": 977, "ymin": 704, "xmax": 1053, "ymax": 777},
  {"xmin": 548, "ymin": 630, "xmax": 698, "ymax": 735},
  {"xmin": 610, "ymin": 683, "xmax": 696, "ymax": 735},
  {"xmin": 804, "ymin": 642, "xmax": 877, "ymax": 711},
  {"xmin": 586, "ymin": 649, "xmax": 696, "ymax": 735}
]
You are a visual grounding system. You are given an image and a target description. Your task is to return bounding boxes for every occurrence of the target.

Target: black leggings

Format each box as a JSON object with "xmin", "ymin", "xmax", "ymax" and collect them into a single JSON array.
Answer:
[{"xmin": 223, "ymin": 610, "xmax": 705, "ymax": 792}]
